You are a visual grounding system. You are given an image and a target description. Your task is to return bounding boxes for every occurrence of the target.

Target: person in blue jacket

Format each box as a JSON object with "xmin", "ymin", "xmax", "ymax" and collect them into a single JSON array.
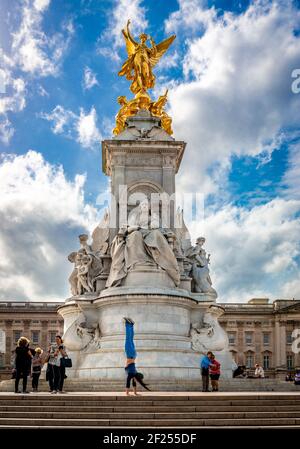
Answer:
[
  {"xmin": 123, "ymin": 317, "xmax": 150, "ymax": 395},
  {"xmin": 200, "ymin": 351, "xmax": 213, "ymax": 392}
]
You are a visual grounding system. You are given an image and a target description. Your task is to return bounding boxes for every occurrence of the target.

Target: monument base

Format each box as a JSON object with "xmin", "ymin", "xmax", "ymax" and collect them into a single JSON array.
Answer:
[{"xmin": 59, "ymin": 287, "xmax": 233, "ymax": 382}]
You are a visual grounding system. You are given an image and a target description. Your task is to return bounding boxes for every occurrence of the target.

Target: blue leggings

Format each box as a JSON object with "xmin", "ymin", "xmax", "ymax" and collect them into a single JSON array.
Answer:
[{"xmin": 125, "ymin": 322, "xmax": 137, "ymax": 359}]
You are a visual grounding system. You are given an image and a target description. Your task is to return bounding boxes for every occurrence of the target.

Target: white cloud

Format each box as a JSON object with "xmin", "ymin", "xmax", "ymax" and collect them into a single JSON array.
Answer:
[
  {"xmin": 166, "ymin": 1, "xmax": 300, "ymax": 195},
  {"xmin": 40, "ymin": 105, "xmax": 102, "ymax": 148},
  {"xmin": 0, "ymin": 67, "xmax": 26, "ymax": 143},
  {"xmin": 282, "ymin": 142, "xmax": 300, "ymax": 200},
  {"xmin": 281, "ymin": 279, "xmax": 300, "ymax": 299},
  {"xmin": 97, "ymin": 0, "xmax": 148, "ymax": 61},
  {"xmin": 77, "ymin": 106, "xmax": 101, "ymax": 148},
  {"xmin": 187, "ymin": 198, "xmax": 300, "ymax": 302},
  {"xmin": 0, "ymin": 119, "xmax": 15, "ymax": 144},
  {"xmin": 0, "ymin": 150, "xmax": 99, "ymax": 301},
  {"xmin": 0, "ymin": 0, "xmax": 73, "ymax": 143},
  {"xmin": 82, "ymin": 66, "xmax": 99, "ymax": 90},
  {"xmin": 40, "ymin": 105, "xmax": 76, "ymax": 135},
  {"xmin": 165, "ymin": 0, "xmax": 217, "ymax": 34},
  {"xmin": 11, "ymin": 0, "xmax": 73, "ymax": 77}
]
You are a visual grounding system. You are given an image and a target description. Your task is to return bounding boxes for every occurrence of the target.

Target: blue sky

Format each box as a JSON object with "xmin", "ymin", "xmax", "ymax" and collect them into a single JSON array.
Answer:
[{"xmin": 0, "ymin": 0, "xmax": 300, "ymax": 303}]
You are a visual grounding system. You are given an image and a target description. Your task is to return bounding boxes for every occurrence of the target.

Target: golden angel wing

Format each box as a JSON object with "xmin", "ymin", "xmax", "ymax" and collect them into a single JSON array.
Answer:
[
  {"xmin": 150, "ymin": 35, "xmax": 176, "ymax": 67},
  {"xmin": 122, "ymin": 28, "xmax": 138, "ymax": 57}
]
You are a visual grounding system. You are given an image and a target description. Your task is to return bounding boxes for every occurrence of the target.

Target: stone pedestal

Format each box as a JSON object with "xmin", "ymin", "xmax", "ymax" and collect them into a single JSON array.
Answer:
[{"xmin": 58, "ymin": 288, "xmax": 232, "ymax": 381}]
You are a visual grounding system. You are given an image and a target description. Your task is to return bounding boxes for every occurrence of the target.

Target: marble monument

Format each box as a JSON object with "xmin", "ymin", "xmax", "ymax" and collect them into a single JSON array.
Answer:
[{"xmin": 58, "ymin": 21, "xmax": 233, "ymax": 383}]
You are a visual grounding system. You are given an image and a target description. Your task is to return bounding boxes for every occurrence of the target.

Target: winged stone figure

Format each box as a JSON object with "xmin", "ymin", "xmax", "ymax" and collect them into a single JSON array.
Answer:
[{"xmin": 118, "ymin": 19, "xmax": 176, "ymax": 95}]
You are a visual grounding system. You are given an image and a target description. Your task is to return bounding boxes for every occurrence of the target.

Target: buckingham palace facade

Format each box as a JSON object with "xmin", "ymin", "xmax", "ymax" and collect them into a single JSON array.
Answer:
[
  {"xmin": 0, "ymin": 298, "xmax": 299, "ymax": 379},
  {"xmin": 219, "ymin": 298, "xmax": 300, "ymax": 377}
]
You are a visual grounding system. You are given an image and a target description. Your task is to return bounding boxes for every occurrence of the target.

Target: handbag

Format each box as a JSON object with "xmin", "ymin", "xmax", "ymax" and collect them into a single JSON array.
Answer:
[{"xmin": 60, "ymin": 356, "xmax": 72, "ymax": 368}]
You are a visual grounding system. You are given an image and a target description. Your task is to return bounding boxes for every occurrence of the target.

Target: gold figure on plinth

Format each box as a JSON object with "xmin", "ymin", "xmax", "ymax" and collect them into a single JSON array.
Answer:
[
  {"xmin": 119, "ymin": 19, "xmax": 175, "ymax": 95},
  {"xmin": 113, "ymin": 20, "xmax": 176, "ymax": 136},
  {"xmin": 150, "ymin": 90, "xmax": 173, "ymax": 135}
]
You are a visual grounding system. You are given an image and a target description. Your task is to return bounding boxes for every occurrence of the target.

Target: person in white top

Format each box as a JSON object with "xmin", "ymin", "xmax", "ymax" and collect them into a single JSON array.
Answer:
[
  {"xmin": 47, "ymin": 335, "xmax": 67, "ymax": 394},
  {"xmin": 254, "ymin": 363, "xmax": 265, "ymax": 378}
]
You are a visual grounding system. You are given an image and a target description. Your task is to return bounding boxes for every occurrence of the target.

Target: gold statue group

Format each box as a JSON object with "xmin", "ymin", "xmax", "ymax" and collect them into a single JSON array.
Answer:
[{"xmin": 113, "ymin": 20, "xmax": 175, "ymax": 136}]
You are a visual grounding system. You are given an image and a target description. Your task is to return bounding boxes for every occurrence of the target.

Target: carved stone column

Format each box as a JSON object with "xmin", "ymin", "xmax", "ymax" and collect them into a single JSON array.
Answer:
[
  {"xmin": 274, "ymin": 318, "xmax": 279, "ymax": 367},
  {"xmin": 41, "ymin": 320, "xmax": 49, "ymax": 350},
  {"xmin": 4, "ymin": 320, "xmax": 13, "ymax": 367},
  {"xmin": 280, "ymin": 320, "xmax": 287, "ymax": 367},
  {"xmin": 236, "ymin": 321, "xmax": 244, "ymax": 365},
  {"xmin": 254, "ymin": 321, "xmax": 262, "ymax": 365},
  {"xmin": 23, "ymin": 320, "xmax": 31, "ymax": 341}
]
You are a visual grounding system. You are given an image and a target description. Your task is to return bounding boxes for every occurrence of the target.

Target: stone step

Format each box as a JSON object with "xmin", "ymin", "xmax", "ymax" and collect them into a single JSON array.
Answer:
[
  {"xmin": 1, "ymin": 404, "xmax": 300, "ymax": 412},
  {"xmin": 0, "ymin": 411, "xmax": 299, "ymax": 419},
  {"xmin": 1, "ymin": 399, "xmax": 299, "ymax": 408},
  {"xmin": 0, "ymin": 389, "xmax": 300, "ymax": 401},
  {"xmin": 0, "ymin": 417, "xmax": 299, "ymax": 427},
  {"xmin": 0, "ymin": 394, "xmax": 300, "ymax": 408},
  {"xmin": 0, "ymin": 392, "xmax": 299, "ymax": 427},
  {"xmin": 2, "ymin": 378, "xmax": 300, "ymax": 392}
]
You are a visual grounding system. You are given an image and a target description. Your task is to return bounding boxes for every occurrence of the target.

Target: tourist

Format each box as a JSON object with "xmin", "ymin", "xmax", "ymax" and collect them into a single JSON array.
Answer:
[
  {"xmin": 15, "ymin": 336, "xmax": 33, "ymax": 394},
  {"xmin": 254, "ymin": 363, "xmax": 265, "ymax": 378},
  {"xmin": 294, "ymin": 370, "xmax": 300, "ymax": 385},
  {"xmin": 47, "ymin": 335, "xmax": 67, "ymax": 394},
  {"xmin": 209, "ymin": 354, "xmax": 221, "ymax": 391},
  {"xmin": 285, "ymin": 373, "xmax": 294, "ymax": 382},
  {"xmin": 31, "ymin": 347, "xmax": 43, "ymax": 392},
  {"xmin": 200, "ymin": 351, "xmax": 213, "ymax": 392},
  {"xmin": 233, "ymin": 365, "xmax": 247, "ymax": 378},
  {"xmin": 124, "ymin": 317, "xmax": 150, "ymax": 395}
]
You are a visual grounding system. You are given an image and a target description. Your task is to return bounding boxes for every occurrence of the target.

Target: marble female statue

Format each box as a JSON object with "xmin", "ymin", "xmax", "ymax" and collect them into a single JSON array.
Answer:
[
  {"xmin": 106, "ymin": 200, "xmax": 180, "ymax": 288},
  {"xmin": 187, "ymin": 237, "xmax": 217, "ymax": 295},
  {"xmin": 67, "ymin": 211, "xmax": 110, "ymax": 295},
  {"xmin": 119, "ymin": 20, "xmax": 175, "ymax": 95}
]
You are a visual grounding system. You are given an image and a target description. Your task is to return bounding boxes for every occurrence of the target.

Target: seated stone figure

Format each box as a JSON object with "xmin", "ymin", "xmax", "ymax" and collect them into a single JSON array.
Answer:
[{"xmin": 106, "ymin": 200, "xmax": 180, "ymax": 288}]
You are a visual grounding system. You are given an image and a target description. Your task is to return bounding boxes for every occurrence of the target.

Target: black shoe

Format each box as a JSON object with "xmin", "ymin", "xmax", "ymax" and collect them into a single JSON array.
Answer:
[
  {"xmin": 14, "ymin": 391, "xmax": 21, "ymax": 394},
  {"xmin": 123, "ymin": 317, "xmax": 135, "ymax": 325}
]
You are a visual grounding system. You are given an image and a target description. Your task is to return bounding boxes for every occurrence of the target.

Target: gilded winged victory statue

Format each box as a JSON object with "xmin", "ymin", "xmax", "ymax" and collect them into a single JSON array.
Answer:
[
  {"xmin": 113, "ymin": 20, "xmax": 175, "ymax": 136},
  {"xmin": 119, "ymin": 19, "xmax": 175, "ymax": 95}
]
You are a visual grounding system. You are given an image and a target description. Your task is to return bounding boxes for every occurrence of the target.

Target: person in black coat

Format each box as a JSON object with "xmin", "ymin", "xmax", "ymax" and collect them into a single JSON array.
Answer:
[{"xmin": 15, "ymin": 337, "xmax": 33, "ymax": 394}]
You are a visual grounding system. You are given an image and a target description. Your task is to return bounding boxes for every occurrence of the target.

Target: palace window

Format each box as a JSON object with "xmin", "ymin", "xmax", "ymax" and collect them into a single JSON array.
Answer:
[
  {"xmin": 287, "ymin": 332, "xmax": 293, "ymax": 344},
  {"xmin": 263, "ymin": 333, "xmax": 270, "ymax": 345},
  {"xmin": 287, "ymin": 354, "xmax": 294, "ymax": 370},
  {"xmin": 0, "ymin": 354, "xmax": 4, "ymax": 368},
  {"xmin": 263, "ymin": 355, "xmax": 270, "ymax": 370},
  {"xmin": 245, "ymin": 352, "xmax": 254, "ymax": 368},
  {"xmin": 245, "ymin": 332, "xmax": 253, "ymax": 345},
  {"xmin": 49, "ymin": 331, "xmax": 57, "ymax": 343},
  {"xmin": 228, "ymin": 333, "xmax": 236, "ymax": 345},
  {"xmin": 32, "ymin": 331, "xmax": 39, "ymax": 345},
  {"xmin": 13, "ymin": 330, "xmax": 22, "ymax": 344}
]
